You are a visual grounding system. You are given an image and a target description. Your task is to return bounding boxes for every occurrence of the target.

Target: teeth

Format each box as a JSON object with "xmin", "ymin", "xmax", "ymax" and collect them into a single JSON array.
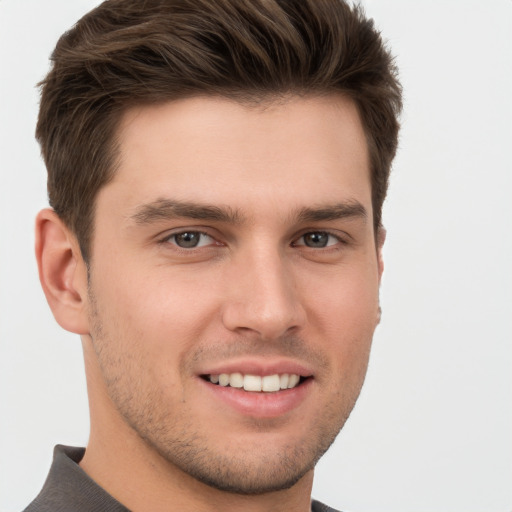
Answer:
[
  {"xmin": 244, "ymin": 375, "xmax": 262, "ymax": 392},
  {"xmin": 229, "ymin": 372, "xmax": 243, "ymax": 388},
  {"xmin": 208, "ymin": 373, "xmax": 302, "ymax": 392},
  {"xmin": 288, "ymin": 374, "xmax": 300, "ymax": 389},
  {"xmin": 262, "ymin": 374, "xmax": 280, "ymax": 392}
]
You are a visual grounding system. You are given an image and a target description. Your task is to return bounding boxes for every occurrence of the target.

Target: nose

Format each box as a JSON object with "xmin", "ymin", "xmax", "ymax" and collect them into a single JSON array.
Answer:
[{"xmin": 221, "ymin": 248, "xmax": 306, "ymax": 340}]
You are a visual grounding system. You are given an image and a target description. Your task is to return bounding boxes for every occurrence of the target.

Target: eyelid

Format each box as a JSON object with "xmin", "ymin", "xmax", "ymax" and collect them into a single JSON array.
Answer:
[
  {"xmin": 292, "ymin": 230, "xmax": 348, "ymax": 247},
  {"xmin": 158, "ymin": 229, "xmax": 219, "ymax": 248}
]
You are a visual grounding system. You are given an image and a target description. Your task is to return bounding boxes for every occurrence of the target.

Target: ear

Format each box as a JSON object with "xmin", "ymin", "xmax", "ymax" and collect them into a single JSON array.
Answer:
[
  {"xmin": 376, "ymin": 226, "xmax": 386, "ymax": 283},
  {"xmin": 375, "ymin": 226, "xmax": 386, "ymax": 326},
  {"xmin": 35, "ymin": 208, "xmax": 90, "ymax": 334}
]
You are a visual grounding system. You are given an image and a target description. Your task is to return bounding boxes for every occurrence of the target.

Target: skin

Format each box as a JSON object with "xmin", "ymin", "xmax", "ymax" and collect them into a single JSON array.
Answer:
[{"xmin": 36, "ymin": 94, "xmax": 384, "ymax": 512}]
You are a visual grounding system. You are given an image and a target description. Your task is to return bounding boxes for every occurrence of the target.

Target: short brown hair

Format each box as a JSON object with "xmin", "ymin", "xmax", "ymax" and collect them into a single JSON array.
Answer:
[{"xmin": 37, "ymin": 0, "xmax": 402, "ymax": 261}]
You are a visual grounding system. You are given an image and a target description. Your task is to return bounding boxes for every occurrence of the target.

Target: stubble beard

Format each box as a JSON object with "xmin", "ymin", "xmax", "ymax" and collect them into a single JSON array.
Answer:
[
  {"xmin": 111, "ymin": 380, "xmax": 353, "ymax": 495},
  {"xmin": 86, "ymin": 286, "xmax": 368, "ymax": 495}
]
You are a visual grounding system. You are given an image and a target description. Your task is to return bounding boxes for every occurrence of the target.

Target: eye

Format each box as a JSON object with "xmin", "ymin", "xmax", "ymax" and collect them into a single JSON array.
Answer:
[
  {"xmin": 165, "ymin": 231, "xmax": 215, "ymax": 249},
  {"xmin": 294, "ymin": 231, "xmax": 340, "ymax": 248}
]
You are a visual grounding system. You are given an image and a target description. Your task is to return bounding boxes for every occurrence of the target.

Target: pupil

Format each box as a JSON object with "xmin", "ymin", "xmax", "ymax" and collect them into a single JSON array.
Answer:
[
  {"xmin": 305, "ymin": 232, "xmax": 328, "ymax": 248},
  {"xmin": 175, "ymin": 232, "xmax": 199, "ymax": 248}
]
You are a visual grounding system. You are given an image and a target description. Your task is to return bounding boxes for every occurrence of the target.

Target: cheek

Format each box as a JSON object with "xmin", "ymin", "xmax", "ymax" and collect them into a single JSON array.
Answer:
[
  {"xmin": 92, "ymin": 264, "xmax": 223, "ymax": 365},
  {"xmin": 304, "ymin": 264, "xmax": 379, "ymax": 329},
  {"xmin": 301, "ymin": 264, "xmax": 378, "ymax": 372}
]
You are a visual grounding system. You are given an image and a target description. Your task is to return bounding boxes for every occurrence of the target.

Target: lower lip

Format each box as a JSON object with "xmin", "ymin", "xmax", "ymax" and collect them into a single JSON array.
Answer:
[{"xmin": 199, "ymin": 378, "xmax": 313, "ymax": 418}]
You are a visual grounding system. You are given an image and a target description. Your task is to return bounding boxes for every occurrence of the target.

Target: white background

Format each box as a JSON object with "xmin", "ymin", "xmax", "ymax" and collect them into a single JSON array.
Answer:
[{"xmin": 0, "ymin": 1, "xmax": 511, "ymax": 511}]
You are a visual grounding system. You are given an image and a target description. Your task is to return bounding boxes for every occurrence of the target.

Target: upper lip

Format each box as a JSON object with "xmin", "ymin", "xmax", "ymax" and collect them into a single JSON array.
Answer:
[{"xmin": 197, "ymin": 358, "xmax": 314, "ymax": 378}]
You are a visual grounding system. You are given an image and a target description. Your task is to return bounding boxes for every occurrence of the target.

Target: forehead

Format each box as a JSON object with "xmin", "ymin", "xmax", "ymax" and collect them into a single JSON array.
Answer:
[{"xmin": 100, "ymin": 94, "xmax": 371, "ymax": 220}]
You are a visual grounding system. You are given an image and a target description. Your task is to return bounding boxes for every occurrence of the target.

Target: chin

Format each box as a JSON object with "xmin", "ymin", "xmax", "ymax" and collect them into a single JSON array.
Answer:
[
  {"xmin": 140, "ymin": 412, "xmax": 343, "ymax": 496},
  {"xmin": 163, "ymin": 444, "xmax": 319, "ymax": 495}
]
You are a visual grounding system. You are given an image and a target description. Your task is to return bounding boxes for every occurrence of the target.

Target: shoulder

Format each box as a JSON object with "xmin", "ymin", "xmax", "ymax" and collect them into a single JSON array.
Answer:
[
  {"xmin": 312, "ymin": 498, "xmax": 343, "ymax": 512},
  {"xmin": 22, "ymin": 445, "xmax": 129, "ymax": 512}
]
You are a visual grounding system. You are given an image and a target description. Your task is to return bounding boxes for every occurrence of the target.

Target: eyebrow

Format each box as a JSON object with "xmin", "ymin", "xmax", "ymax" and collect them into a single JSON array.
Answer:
[
  {"xmin": 295, "ymin": 201, "xmax": 368, "ymax": 224},
  {"xmin": 130, "ymin": 198, "xmax": 244, "ymax": 225},
  {"xmin": 130, "ymin": 198, "xmax": 368, "ymax": 226}
]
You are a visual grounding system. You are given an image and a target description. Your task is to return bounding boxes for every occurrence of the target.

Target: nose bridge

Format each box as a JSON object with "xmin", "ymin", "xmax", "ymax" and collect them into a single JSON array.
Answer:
[{"xmin": 221, "ymin": 242, "xmax": 304, "ymax": 339}]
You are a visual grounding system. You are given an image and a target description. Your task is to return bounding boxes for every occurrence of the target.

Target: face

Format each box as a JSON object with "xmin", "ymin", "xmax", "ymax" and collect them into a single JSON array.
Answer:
[{"xmin": 85, "ymin": 95, "xmax": 382, "ymax": 494}]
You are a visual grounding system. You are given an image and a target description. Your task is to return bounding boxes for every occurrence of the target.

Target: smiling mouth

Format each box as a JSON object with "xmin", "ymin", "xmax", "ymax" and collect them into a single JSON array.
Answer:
[{"xmin": 201, "ymin": 373, "xmax": 309, "ymax": 393}]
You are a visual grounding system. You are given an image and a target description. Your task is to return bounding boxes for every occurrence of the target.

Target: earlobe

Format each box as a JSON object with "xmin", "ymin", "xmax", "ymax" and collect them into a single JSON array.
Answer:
[
  {"xmin": 376, "ymin": 305, "xmax": 382, "ymax": 326},
  {"xmin": 35, "ymin": 208, "xmax": 90, "ymax": 335}
]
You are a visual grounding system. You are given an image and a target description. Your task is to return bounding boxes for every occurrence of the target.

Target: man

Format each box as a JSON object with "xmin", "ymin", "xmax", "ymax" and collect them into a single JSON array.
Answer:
[{"xmin": 26, "ymin": 0, "xmax": 401, "ymax": 511}]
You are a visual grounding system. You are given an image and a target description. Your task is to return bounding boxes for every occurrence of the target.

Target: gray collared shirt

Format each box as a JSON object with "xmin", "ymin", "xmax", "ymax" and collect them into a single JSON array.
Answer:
[{"xmin": 23, "ymin": 445, "xmax": 341, "ymax": 512}]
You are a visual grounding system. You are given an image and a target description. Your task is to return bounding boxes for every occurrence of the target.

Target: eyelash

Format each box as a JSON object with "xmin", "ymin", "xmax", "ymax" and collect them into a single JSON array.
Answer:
[
  {"xmin": 159, "ymin": 230, "xmax": 217, "ymax": 249},
  {"xmin": 158, "ymin": 229, "xmax": 347, "ymax": 251},
  {"xmin": 292, "ymin": 231, "xmax": 346, "ymax": 249}
]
